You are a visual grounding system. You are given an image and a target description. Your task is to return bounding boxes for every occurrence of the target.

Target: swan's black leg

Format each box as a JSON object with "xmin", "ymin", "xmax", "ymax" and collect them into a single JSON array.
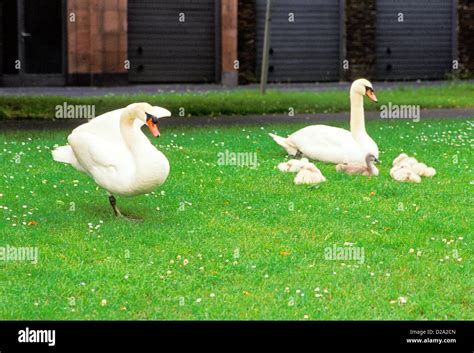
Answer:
[
  {"xmin": 108, "ymin": 193, "xmax": 142, "ymax": 222},
  {"xmin": 108, "ymin": 194, "xmax": 122, "ymax": 217}
]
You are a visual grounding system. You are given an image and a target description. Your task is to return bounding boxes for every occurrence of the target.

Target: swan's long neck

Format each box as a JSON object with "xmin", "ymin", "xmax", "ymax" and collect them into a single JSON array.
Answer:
[
  {"xmin": 350, "ymin": 91, "xmax": 366, "ymax": 137},
  {"xmin": 119, "ymin": 107, "xmax": 168, "ymax": 188},
  {"xmin": 120, "ymin": 108, "xmax": 143, "ymax": 146}
]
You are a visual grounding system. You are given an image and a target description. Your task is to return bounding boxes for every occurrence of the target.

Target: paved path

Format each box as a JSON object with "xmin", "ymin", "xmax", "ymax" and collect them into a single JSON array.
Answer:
[
  {"xmin": 1, "ymin": 108, "xmax": 472, "ymax": 131},
  {"xmin": 0, "ymin": 80, "xmax": 472, "ymax": 96}
]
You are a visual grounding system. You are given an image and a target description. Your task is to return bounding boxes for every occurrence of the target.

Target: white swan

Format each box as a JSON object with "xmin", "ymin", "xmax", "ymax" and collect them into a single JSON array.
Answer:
[
  {"xmin": 52, "ymin": 103, "xmax": 171, "ymax": 218},
  {"xmin": 269, "ymin": 78, "xmax": 379, "ymax": 165}
]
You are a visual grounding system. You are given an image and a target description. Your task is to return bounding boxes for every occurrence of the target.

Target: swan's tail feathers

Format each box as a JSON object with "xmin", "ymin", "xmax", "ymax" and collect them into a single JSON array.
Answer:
[
  {"xmin": 268, "ymin": 133, "xmax": 298, "ymax": 156},
  {"xmin": 52, "ymin": 145, "xmax": 85, "ymax": 172},
  {"xmin": 52, "ymin": 145, "xmax": 74, "ymax": 164}
]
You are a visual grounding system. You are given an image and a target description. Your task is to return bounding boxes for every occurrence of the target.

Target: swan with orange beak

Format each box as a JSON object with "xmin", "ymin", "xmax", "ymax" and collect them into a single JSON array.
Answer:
[
  {"xmin": 269, "ymin": 79, "xmax": 380, "ymax": 165},
  {"xmin": 146, "ymin": 112, "xmax": 162, "ymax": 137},
  {"xmin": 52, "ymin": 103, "xmax": 171, "ymax": 220}
]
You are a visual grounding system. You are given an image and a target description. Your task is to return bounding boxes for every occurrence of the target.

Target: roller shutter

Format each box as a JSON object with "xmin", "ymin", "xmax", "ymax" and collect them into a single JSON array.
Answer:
[
  {"xmin": 375, "ymin": 0, "xmax": 455, "ymax": 80},
  {"xmin": 128, "ymin": 0, "xmax": 218, "ymax": 83},
  {"xmin": 256, "ymin": 0, "xmax": 342, "ymax": 82}
]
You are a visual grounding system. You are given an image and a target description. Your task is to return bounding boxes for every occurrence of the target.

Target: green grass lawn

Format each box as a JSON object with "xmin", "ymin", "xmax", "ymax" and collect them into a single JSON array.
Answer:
[
  {"xmin": 0, "ymin": 118, "xmax": 472, "ymax": 320},
  {"xmin": 1, "ymin": 82, "xmax": 474, "ymax": 119}
]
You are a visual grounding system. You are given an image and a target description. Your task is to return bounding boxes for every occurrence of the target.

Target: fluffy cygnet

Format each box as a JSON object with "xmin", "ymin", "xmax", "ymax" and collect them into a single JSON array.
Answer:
[
  {"xmin": 390, "ymin": 165, "xmax": 421, "ymax": 183},
  {"xmin": 336, "ymin": 154, "xmax": 379, "ymax": 176},
  {"xmin": 294, "ymin": 162, "xmax": 326, "ymax": 185},
  {"xmin": 278, "ymin": 158, "xmax": 309, "ymax": 172},
  {"xmin": 392, "ymin": 153, "xmax": 436, "ymax": 179}
]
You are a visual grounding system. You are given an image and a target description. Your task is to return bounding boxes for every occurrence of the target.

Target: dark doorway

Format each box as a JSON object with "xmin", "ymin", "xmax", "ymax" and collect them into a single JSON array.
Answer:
[
  {"xmin": 128, "ymin": 0, "xmax": 219, "ymax": 83},
  {"xmin": 0, "ymin": 0, "xmax": 18, "ymax": 74},
  {"xmin": 0, "ymin": 0, "xmax": 65, "ymax": 85},
  {"xmin": 375, "ymin": 0, "xmax": 455, "ymax": 80}
]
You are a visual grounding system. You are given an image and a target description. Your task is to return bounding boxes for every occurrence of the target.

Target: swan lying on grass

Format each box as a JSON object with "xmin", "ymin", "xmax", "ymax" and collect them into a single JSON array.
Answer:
[
  {"xmin": 335, "ymin": 154, "xmax": 380, "ymax": 176},
  {"xmin": 269, "ymin": 78, "xmax": 379, "ymax": 165},
  {"xmin": 52, "ymin": 103, "xmax": 171, "ymax": 219}
]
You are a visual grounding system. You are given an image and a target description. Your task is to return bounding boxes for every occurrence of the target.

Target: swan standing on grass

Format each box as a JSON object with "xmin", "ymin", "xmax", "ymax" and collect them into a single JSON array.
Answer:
[
  {"xmin": 269, "ymin": 79, "xmax": 379, "ymax": 165},
  {"xmin": 52, "ymin": 103, "xmax": 171, "ymax": 219}
]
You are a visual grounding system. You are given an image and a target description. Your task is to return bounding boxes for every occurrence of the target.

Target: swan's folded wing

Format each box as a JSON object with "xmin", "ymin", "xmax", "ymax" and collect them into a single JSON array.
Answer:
[
  {"xmin": 74, "ymin": 108, "xmax": 147, "ymax": 144},
  {"xmin": 288, "ymin": 125, "xmax": 363, "ymax": 164},
  {"xmin": 290, "ymin": 126, "xmax": 352, "ymax": 148},
  {"xmin": 68, "ymin": 131, "xmax": 127, "ymax": 173},
  {"xmin": 72, "ymin": 108, "xmax": 123, "ymax": 143}
]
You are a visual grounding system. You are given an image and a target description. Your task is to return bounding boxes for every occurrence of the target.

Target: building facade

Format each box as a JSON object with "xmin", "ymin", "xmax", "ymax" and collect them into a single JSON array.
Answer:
[{"xmin": 0, "ymin": 0, "xmax": 472, "ymax": 86}]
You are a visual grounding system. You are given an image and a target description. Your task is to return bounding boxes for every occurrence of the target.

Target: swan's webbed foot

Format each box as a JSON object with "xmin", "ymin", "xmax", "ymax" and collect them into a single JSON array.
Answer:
[{"xmin": 108, "ymin": 194, "xmax": 143, "ymax": 222}]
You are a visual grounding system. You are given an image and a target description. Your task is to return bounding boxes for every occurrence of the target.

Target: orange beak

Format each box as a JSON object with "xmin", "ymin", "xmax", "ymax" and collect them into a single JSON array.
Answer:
[
  {"xmin": 366, "ymin": 90, "xmax": 378, "ymax": 103},
  {"xmin": 147, "ymin": 119, "xmax": 160, "ymax": 138}
]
